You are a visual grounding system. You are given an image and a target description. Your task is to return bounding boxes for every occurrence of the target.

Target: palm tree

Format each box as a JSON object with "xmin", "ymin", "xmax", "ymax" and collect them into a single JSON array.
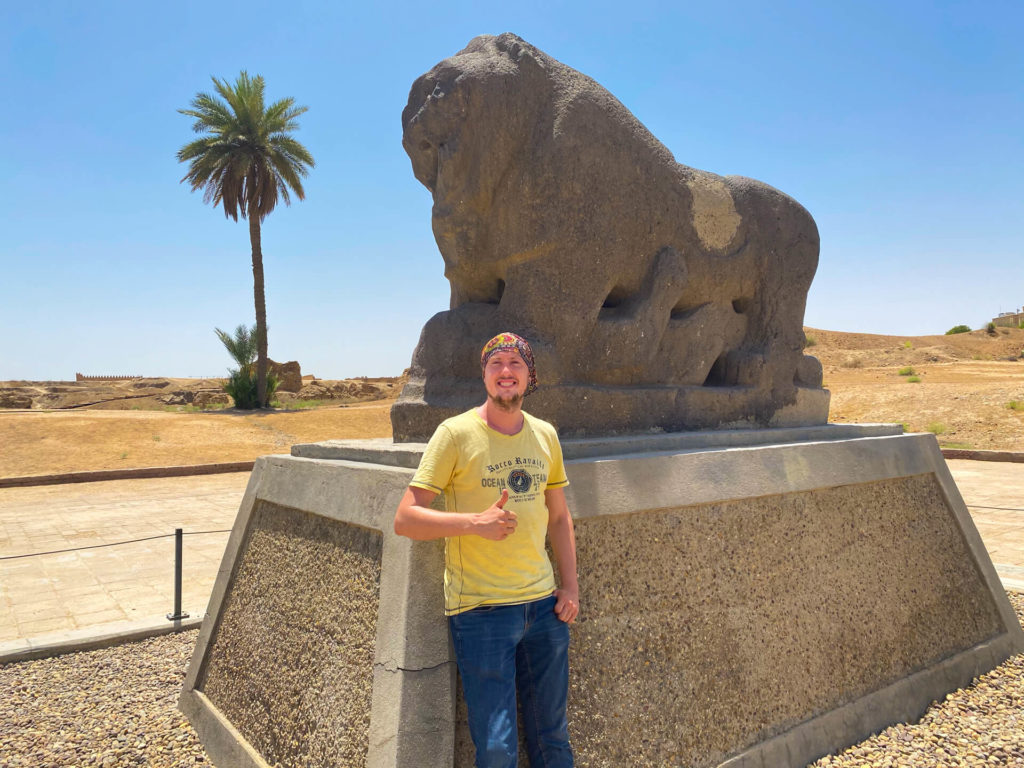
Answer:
[{"xmin": 177, "ymin": 71, "xmax": 314, "ymax": 408}]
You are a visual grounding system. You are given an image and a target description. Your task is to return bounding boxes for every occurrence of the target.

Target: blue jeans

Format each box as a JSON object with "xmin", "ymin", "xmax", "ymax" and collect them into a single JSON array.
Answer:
[{"xmin": 449, "ymin": 594, "xmax": 574, "ymax": 768}]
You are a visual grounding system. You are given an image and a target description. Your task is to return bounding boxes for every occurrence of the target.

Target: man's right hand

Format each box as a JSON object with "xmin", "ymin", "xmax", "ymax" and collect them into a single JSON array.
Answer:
[{"xmin": 473, "ymin": 489, "xmax": 518, "ymax": 540}]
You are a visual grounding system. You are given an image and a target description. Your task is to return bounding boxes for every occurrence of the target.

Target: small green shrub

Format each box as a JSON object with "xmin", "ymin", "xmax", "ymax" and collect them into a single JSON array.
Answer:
[
  {"xmin": 927, "ymin": 422, "xmax": 947, "ymax": 435},
  {"xmin": 899, "ymin": 421, "xmax": 911, "ymax": 433},
  {"xmin": 1008, "ymin": 401, "xmax": 1024, "ymax": 411},
  {"xmin": 804, "ymin": 334, "xmax": 817, "ymax": 348},
  {"xmin": 281, "ymin": 398, "xmax": 331, "ymax": 409},
  {"xmin": 223, "ymin": 370, "xmax": 280, "ymax": 409},
  {"xmin": 898, "ymin": 366, "xmax": 915, "ymax": 376},
  {"xmin": 906, "ymin": 375, "xmax": 921, "ymax": 383},
  {"xmin": 987, "ymin": 321, "xmax": 997, "ymax": 334},
  {"xmin": 152, "ymin": 435, "xmax": 161, "ymax": 442},
  {"xmin": 902, "ymin": 341, "xmax": 912, "ymax": 349},
  {"xmin": 945, "ymin": 325, "xmax": 971, "ymax": 335}
]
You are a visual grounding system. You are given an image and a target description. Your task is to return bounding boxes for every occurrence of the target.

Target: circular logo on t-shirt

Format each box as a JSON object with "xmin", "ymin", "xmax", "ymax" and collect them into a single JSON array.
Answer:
[{"xmin": 508, "ymin": 469, "xmax": 532, "ymax": 494}]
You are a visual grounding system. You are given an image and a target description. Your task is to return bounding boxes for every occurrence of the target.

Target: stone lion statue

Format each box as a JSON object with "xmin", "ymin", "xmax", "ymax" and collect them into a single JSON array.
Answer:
[{"xmin": 392, "ymin": 33, "xmax": 827, "ymax": 441}]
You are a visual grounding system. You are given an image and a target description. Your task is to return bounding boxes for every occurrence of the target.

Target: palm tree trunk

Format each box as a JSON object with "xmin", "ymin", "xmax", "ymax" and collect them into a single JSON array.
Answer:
[{"xmin": 249, "ymin": 213, "xmax": 269, "ymax": 408}]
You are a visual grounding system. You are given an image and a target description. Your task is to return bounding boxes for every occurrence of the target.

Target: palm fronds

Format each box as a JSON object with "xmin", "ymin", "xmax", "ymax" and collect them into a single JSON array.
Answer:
[
  {"xmin": 176, "ymin": 71, "xmax": 314, "ymax": 222},
  {"xmin": 214, "ymin": 324, "xmax": 260, "ymax": 373}
]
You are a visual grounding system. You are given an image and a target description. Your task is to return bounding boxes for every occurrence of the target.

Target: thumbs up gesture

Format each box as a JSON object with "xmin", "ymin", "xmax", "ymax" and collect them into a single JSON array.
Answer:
[{"xmin": 473, "ymin": 489, "xmax": 518, "ymax": 540}]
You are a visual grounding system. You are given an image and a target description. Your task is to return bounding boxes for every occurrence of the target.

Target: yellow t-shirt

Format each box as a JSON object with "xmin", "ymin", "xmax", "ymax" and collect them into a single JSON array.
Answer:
[{"xmin": 410, "ymin": 408, "xmax": 570, "ymax": 616}]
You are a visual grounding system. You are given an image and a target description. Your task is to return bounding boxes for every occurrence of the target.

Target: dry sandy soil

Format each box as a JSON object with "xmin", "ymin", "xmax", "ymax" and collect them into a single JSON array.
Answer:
[
  {"xmin": 2, "ymin": 327, "xmax": 1022, "ymax": 478},
  {"xmin": 811, "ymin": 326, "xmax": 1024, "ymax": 451},
  {"xmin": 0, "ymin": 375, "xmax": 399, "ymax": 477}
]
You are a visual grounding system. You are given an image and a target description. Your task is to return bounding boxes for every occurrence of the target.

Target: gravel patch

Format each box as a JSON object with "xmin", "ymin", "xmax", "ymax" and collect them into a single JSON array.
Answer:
[
  {"xmin": 0, "ymin": 631, "xmax": 208, "ymax": 767},
  {"xmin": 1, "ymin": 594, "xmax": 1022, "ymax": 767}
]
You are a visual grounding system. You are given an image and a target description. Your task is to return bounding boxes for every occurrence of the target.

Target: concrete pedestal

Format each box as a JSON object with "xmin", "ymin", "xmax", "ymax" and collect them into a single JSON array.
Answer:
[{"xmin": 179, "ymin": 424, "xmax": 1024, "ymax": 768}]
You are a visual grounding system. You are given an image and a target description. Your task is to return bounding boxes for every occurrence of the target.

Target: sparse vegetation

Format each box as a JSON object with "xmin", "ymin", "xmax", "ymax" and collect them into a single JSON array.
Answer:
[
  {"xmin": 1008, "ymin": 401, "xmax": 1024, "ymax": 412},
  {"xmin": 152, "ymin": 435, "xmax": 161, "ymax": 442},
  {"xmin": 940, "ymin": 441, "xmax": 972, "ymax": 449},
  {"xmin": 902, "ymin": 340, "xmax": 912, "ymax": 349},
  {"xmin": 804, "ymin": 334, "xmax": 817, "ymax": 348},
  {"xmin": 167, "ymin": 403, "xmax": 229, "ymax": 413},
  {"xmin": 898, "ymin": 366, "xmax": 915, "ymax": 376},
  {"xmin": 987, "ymin": 321, "xmax": 997, "ymax": 334},
  {"xmin": 215, "ymin": 324, "xmax": 280, "ymax": 410},
  {"xmin": 275, "ymin": 398, "xmax": 331, "ymax": 410},
  {"xmin": 161, "ymin": 403, "xmax": 228, "ymax": 415},
  {"xmin": 927, "ymin": 422, "xmax": 947, "ymax": 435},
  {"xmin": 906, "ymin": 375, "xmax": 922, "ymax": 383},
  {"xmin": 840, "ymin": 357, "xmax": 863, "ymax": 368},
  {"xmin": 946, "ymin": 325, "xmax": 971, "ymax": 335}
]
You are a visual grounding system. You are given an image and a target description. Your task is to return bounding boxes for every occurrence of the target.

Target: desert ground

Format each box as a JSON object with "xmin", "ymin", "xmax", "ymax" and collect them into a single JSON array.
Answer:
[
  {"xmin": 0, "ymin": 376, "xmax": 400, "ymax": 477},
  {"xmin": 1, "ymin": 326, "xmax": 1022, "ymax": 478},
  {"xmin": 813, "ymin": 325, "xmax": 1024, "ymax": 451}
]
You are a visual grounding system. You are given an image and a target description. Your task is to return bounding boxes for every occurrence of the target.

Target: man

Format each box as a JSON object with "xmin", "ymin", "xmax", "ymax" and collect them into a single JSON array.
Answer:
[{"xmin": 394, "ymin": 331, "xmax": 579, "ymax": 768}]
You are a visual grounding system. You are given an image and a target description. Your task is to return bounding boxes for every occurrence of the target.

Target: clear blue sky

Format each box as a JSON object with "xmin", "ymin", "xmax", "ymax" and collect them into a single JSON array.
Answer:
[{"xmin": 2, "ymin": 0, "xmax": 1021, "ymax": 380}]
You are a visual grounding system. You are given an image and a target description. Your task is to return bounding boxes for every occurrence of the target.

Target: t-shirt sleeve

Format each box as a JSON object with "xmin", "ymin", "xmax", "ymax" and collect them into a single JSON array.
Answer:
[
  {"xmin": 546, "ymin": 430, "xmax": 569, "ymax": 489},
  {"xmin": 410, "ymin": 424, "xmax": 458, "ymax": 494}
]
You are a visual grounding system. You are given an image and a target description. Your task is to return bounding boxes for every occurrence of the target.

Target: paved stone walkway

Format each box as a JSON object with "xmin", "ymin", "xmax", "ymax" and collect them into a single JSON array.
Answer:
[
  {"xmin": 0, "ymin": 473, "xmax": 248, "ymax": 645},
  {"xmin": 0, "ymin": 459, "xmax": 1021, "ymax": 649},
  {"xmin": 945, "ymin": 459, "xmax": 1024, "ymax": 591}
]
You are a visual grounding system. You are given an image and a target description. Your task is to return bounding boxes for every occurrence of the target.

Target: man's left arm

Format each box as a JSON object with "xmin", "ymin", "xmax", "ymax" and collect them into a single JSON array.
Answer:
[{"xmin": 546, "ymin": 486, "xmax": 579, "ymax": 623}]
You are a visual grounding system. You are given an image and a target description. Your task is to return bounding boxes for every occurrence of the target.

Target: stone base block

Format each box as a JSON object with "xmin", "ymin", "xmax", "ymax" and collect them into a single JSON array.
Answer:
[{"xmin": 180, "ymin": 427, "xmax": 1024, "ymax": 768}]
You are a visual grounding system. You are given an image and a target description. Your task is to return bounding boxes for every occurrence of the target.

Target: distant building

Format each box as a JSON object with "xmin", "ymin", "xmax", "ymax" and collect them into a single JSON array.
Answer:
[{"xmin": 992, "ymin": 307, "xmax": 1024, "ymax": 328}]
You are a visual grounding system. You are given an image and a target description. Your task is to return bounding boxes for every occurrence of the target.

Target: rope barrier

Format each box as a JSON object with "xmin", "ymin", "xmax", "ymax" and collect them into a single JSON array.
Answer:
[{"xmin": 0, "ymin": 529, "xmax": 231, "ymax": 561}]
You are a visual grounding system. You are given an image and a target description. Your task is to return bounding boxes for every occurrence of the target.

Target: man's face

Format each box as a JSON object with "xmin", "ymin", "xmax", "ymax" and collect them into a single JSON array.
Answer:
[{"xmin": 482, "ymin": 349, "xmax": 529, "ymax": 411}]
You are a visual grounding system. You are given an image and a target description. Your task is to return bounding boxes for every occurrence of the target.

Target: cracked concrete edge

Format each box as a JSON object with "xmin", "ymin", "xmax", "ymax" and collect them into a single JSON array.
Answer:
[
  {"xmin": 367, "ymin": 662, "xmax": 457, "ymax": 768},
  {"xmin": 369, "ymin": 497, "xmax": 455, "ymax": 767},
  {"xmin": 0, "ymin": 462, "xmax": 256, "ymax": 488},
  {"xmin": 0, "ymin": 614, "xmax": 204, "ymax": 665},
  {"xmin": 718, "ymin": 632, "xmax": 1022, "ymax": 768},
  {"xmin": 375, "ymin": 659, "xmax": 451, "ymax": 674}
]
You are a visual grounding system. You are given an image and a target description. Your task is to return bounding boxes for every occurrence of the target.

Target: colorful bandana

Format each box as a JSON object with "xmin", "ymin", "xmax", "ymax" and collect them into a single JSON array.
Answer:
[{"xmin": 480, "ymin": 332, "xmax": 538, "ymax": 395}]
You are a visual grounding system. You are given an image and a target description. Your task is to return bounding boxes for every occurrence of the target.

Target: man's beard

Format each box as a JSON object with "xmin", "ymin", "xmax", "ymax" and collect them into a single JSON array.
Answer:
[{"xmin": 489, "ymin": 390, "xmax": 523, "ymax": 412}]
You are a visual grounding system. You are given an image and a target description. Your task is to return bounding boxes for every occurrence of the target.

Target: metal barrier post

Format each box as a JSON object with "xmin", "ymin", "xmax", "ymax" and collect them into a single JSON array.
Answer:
[{"xmin": 167, "ymin": 528, "xmax": 190, "ymax": 621}]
